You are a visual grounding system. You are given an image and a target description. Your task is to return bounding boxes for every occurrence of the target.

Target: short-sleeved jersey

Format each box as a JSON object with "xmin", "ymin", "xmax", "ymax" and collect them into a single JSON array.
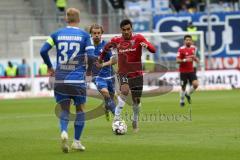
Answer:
[
  {"xmin": 46, "ymin": 26, "xmax": 94, "ymax": 83},
  {"xmin": 177, "ymin": 45, "xmax": 197, "ymax": 73},
  {"xmin": 106, "ymin": 33, "xmax": 156, "ymax": 78},
  {"xmin": 92, "ymin": 40, "xmax": 114, "ymax": 78}
]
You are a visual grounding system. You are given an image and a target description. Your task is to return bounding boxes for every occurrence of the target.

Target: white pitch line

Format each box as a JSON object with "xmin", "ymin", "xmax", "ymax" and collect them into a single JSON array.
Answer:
[{"xmin": 0, "ymin": 114, "xmax": 53, "ymax": 120}]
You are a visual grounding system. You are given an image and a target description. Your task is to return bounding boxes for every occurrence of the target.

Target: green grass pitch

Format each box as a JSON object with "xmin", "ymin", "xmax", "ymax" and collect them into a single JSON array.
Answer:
[{"xmin": 0, "ymin": 90, "xmax": 240, "ymax": 160}]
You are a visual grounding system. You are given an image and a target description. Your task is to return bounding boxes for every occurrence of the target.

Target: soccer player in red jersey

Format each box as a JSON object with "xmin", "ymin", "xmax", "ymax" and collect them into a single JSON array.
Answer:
[
  {"xmin": 99, "ymin": 19, "xmax": 156, "ymax": 132},
  {"xmin": 176, "ymin": 35, "xmax": 199, "ymax": 107}
]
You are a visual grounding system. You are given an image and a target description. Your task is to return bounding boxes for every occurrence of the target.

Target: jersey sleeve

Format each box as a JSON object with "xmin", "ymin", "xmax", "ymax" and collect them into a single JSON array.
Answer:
[
  {"xmin": 85, "ymin": 34, "xmax": 95, "ymax": 57},
  {"xmin": 46, "ymin": 32, "xmax": 57, "ymax": 47},
  {"xmin": 40, "ymin": 32, "xmax": 57, "ymax": 68},
  {"xmin": 138, "ymin": 34, "xmax": 156, "ymax": 53},
  {"xmin": 176, "ymin": 48, "xmax": 183, "ymax": 59},
  {"xmin": 99, "ymin": 37, "xmax": 118, "ymax": 60}
]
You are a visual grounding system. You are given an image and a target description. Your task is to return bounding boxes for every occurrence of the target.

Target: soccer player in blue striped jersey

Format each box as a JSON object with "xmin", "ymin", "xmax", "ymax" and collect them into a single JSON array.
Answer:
[
  {"xmin": 40, "ymin": 8, "xmax": 94, "ymax": 153},
  {"xmin": 89, "ymin": 24, "xmax": 116, "ymax": 120}
]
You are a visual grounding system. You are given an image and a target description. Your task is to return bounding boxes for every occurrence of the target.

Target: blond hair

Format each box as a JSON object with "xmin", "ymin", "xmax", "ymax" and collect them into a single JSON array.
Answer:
[
  {"xmin": 65, "ymin": 8, "xmax": 80, "ymax": 23},
  {"xmin": 89, "ymin": 24, "xmax": 104, "ymax": 34}
]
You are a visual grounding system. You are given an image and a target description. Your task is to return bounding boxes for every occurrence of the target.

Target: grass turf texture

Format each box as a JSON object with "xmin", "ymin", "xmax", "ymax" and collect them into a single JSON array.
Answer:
[{"xmin": 0, "ymin": 90, "xmax": 240, "ymax": 160}]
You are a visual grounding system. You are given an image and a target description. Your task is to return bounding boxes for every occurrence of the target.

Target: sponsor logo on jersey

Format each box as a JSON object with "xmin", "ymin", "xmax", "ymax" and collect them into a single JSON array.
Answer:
[{"xmin": 119, "ymin": 48, "xmax": 137, "ymax": 53}]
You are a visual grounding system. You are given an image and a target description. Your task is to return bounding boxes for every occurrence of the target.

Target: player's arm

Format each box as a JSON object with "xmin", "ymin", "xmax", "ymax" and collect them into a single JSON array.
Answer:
[
  {"xmin": 139, "ymin": 35, "xmax": 156, "ymax": 53},
  {"xmin": 96, "ymin": 49, "xmax": 117, "ymax": 68},
  {"xmin": 96, "ymin": 56, "xmax": 117, "ymax": 68},
  {"xmin": 193, "ymin": 47, "xmax": 200, "ymax": 63},
  {"xmin": 40, "ymin": 36, "xmax": 54, "ymax": 75},
  {"xmin": 85, "ymin": 34, "xmax": 96, "ymax": 74},
  {"xmin": 176, "ymin": 56, "xmax": 193, "ymax": 63},
  {"xmin": 176, "ymin": 57, "xmax": 186, "ymax": 63},
  {"xmin": 99, "ymin": 38, "xmax": 117, "ymax": 61},
  {"xmin": 176, "ymin": 49, "xmax": 185, "ymax": 63},
  {"xmin": 193, "ymin": 56, "xmax": 200, "ymax": 63},
  {"xmin": 176, "ymin": 48, "xmax": 194, "ymax": 63}
]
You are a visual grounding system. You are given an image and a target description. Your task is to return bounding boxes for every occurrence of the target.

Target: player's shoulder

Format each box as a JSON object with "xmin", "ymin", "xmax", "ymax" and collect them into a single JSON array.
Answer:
[
  {"xmin": 72, "ymin": 27, "xmax": 90, "ymax": 37},
  {"xmin": 61, "ymin": 27, "xmax": 89, "ymax": 35},
  {"xmin": 190, "ymin": 45, "xmax": 197, "ymax": 49},
  {"xmin": 111, "ymin": 35, "xmax": 122, "ymax": 42},
  {"xmin": 179, "ymin": 45, "xmax": 186, "ymax": 50},
  {"xmin": 134, "ymin": 33, "xmax": 144, "ymax": 38},
  {"xmin": 50, "ymin": 27, "xmax": 64, "ymax": 37},
  {"xmin": 131, "ymin": 33, "xmax": 145, "ymax": 40},
  {"xmin": 101, "ymin": 39, "xmax": 107, "ymax": 45}
]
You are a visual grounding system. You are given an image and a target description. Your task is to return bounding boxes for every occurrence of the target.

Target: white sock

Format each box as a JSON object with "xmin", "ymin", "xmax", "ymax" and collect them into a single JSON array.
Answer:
[
  {"xmin": 114, "ymin": 96, "xmax": 126, "ymax": 120},
  {"xmin": 180, "ymin": 90, "xmax": 185, "ymax": 103},
  {"xmin": 187, "ymin": 86, "xmax": 195, "ymax": 95},
  {"xmin": 132, "ymin": 103, "xmax": 141, "ymax": 122}
]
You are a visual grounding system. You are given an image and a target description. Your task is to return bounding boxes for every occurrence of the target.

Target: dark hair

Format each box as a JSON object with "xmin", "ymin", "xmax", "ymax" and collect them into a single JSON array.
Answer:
[
  {"xmin": 89, "ymin": 24, "xmax": 104, "ymax": 34},
  {"xmin": 8, "ymin": 61, "xmax": 12, "ymax": 67},
  {"xmin": 184, "ymin": 35, "xmax": 192, "ymax": 40},
  {"xmin": 120, "ymin": 19, "xmax": 132, "ymax": 28}
]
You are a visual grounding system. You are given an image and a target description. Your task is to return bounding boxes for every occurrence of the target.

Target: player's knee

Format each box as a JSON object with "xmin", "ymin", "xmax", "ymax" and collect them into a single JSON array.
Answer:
[
  {"xmin": 192, "ymin": 80, "xmax": 199, "ymax": 89},
  {"xmin": 121, "ymin": 86, "xmax": 129, "ymax": 96},
  {"xmin": 133, "ymin": 97, "xmax": 141, "ymax": 105},
  {"xmin": 76, "ymin": 104, "xmax": 84, "ymax": 112},
  {"xmin": 100, "ymin": 88, "xmax": 110, "ymax": 98},
  {"xmin": 180, "ymin": 81, "xmax": 187, "ymax": 91},
  {"xmin": 181, "ymin": 85, "xmax": 186, "ymax": 91}
]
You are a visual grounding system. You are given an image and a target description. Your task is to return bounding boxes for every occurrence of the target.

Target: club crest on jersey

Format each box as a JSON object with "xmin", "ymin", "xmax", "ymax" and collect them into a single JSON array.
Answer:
[{"xmin": 130, "ymin": 40, "xmax": 135, "ymax": 46}]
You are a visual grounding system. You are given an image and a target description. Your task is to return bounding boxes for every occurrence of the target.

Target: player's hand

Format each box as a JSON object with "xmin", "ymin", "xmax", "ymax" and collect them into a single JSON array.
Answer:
[
  {"xmin": 48, "ymin": 68, "xmax": 55, "ymax": 76},
  {"xmin": 192, "ymin": 56, "xmax": 200, "ymax": 63},
  {"xmin": 140, "ymin": 42, "xmax": 148, "ymax": 48},
  {"xmin": 104, "ymin": 42, "xmax": 116, "ymax": 52},
  {"xmin": 186, "ymin": 57, "xmax": 193, "ymax": 62}
]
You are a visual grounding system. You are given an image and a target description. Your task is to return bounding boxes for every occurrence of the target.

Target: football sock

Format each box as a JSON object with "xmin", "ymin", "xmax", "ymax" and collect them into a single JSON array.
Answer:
[
  {"xmin": 132, "ymin": 103, "xmax": 141, "ymax": 122},
  {"xmin": 187, "ymin": 86, "xmax": 195, "ymax": 95},
  {"xmin": 60, "ymin": 110, "xmax": 69, "ymax": 132},
  {"xmin": 114, "ymin": 95, "xmax": 126, "ymax": 119},
  {"xmin": 105, "ymin": 97, "xmax": 116, "ymax": 114},
  {"xmin": 74, "ymin": 112, "xmax": 85, "ymax": 141},
  {"xmin": 180, "ymin": 90, "xmax": 185, "ymax": 103}
]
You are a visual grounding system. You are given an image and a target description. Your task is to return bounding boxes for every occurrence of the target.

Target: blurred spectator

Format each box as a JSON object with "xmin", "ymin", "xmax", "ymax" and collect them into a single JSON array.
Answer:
[
  {"xmin": 39, "ymin": 63, "xmax": 48, "ymax": 76},
  {"xmin": 55, "ymin": 0, "xmax": 67, "ymax": 26},
  {"xmin": 171, "ymin": 0, "xmax": 184, "ymax": 12},
  {"xmin": 5, "ymin": 61, "xmax": 17, "ymax": 77},
  {"xmin": 144, "ymin": 54, "xmax": 155, "ymax": 72},
  {"xmin": 179, "ymin": 4, "xmax": 189, "ymax": 14},
  {"xmin": 55, "ymin": 0, "xmax": 67, "ymax": 12},
  {"xmin": 17, "ymin": 59, "xmax": 30, "ymax": 77},
  {"xmin": 185, "ymin": 0, "xmax": 197, "ymax": 13},
  {"xmin": 186, "ymin": 22, "xmax": 198, "ymax": 43}
]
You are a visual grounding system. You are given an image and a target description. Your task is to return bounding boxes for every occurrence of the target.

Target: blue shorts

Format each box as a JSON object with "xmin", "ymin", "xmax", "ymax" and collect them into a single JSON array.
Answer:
[
  {"xmin": 54, "ymin": 83, "xmax": 86, "ymax": 106},
  {"xmin": 93, "ymin": 76, "xmax": 115, "ymax": 94}
]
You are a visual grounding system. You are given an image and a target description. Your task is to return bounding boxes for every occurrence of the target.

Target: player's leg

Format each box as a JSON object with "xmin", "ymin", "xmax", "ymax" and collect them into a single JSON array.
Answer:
[
  {"xmin": 129, "ymin": 76, "xmax": 143, "ymax": 132},
  {"xmin": 188, "ymin": 72, "xmax": 198, "ymax": 95},
  {"xmin": 94, "ymin": 78, "xmax": 114, "ymax": 121},
  {"xmin": 97, "ymin": 78, "xmax": 116, "ymax": 115},
  {"xmin": 55, "ymin": 91, "xmax": 71, "ymax": 153},
  {"xmin": 180, "ymin": 73, "xmax": 188, "ymax": 107},
  {"xmin": 71, "ymin": 93, "xmax": 86, "ymax": 151},
  {"xmin": 106, "ymin": 77, "xmax": 116, "ymax": 115},
  {"xmin": 114, "ymin": 75, "xmax": 130, "ymax": 120},
  {"xmin": 185, "ymin": 72, "xmax": 198, "ymax": 103}
]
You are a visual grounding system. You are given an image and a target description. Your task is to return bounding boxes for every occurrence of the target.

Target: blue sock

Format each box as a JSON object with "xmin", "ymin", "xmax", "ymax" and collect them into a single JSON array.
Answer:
[
  {"xmin": 74, "ymin": 112, "xmax": 85, "ymax": 141},
  {"xmin": 60, "ymin": 110, "xmax": 69, "ymax": 132},
  {"xmin": 105, "ymin": 97, "xmax": 116, "ymax": 114}
]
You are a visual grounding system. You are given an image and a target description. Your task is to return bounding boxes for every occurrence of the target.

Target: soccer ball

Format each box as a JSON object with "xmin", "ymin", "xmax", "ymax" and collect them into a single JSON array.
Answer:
[{"xmin": 112, "ymin": 120, "xmax": 127, "ymax": 135}]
